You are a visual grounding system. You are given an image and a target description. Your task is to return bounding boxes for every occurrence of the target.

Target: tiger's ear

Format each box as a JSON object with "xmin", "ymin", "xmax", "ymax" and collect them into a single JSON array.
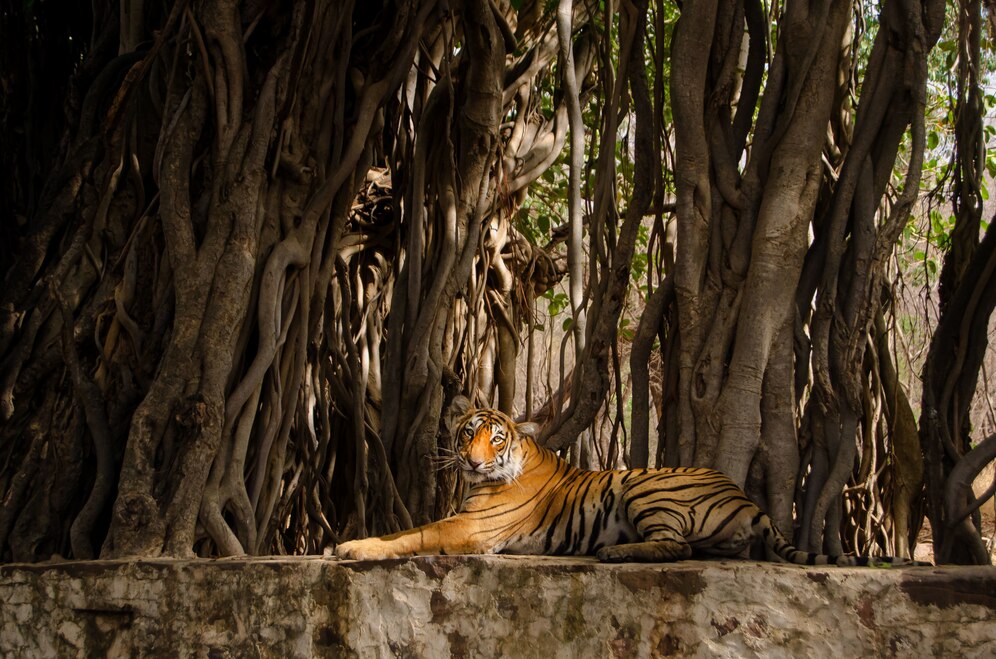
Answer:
[
  {"xmin": 450, "ymin": 395, "xmax": 472, "ymax": 417},
  {"xmin": 516, "ymin": 421, "xmax": 540, "ymax": 438},
  {"xmin": 445, "ymin": 396, "xmax": 473, "ymax": 435}
]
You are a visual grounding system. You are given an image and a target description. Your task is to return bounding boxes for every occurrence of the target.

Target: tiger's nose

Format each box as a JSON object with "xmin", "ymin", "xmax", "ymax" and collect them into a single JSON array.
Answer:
[{"xmin": 467, "ymin": 458, "xmax": 484, "ymax": 469}]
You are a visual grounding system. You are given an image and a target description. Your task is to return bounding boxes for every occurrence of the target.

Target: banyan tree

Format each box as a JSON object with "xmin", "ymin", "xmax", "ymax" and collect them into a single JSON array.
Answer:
[{"xmin": 0, "ymin": 0, "xmax": 993, "ymax": 564}]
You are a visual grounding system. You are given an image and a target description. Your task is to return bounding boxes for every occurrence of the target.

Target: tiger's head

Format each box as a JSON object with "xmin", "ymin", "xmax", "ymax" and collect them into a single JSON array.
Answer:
[{"xmin": 450, "ymin": 396, "xmax": 540, "ymax": 483}]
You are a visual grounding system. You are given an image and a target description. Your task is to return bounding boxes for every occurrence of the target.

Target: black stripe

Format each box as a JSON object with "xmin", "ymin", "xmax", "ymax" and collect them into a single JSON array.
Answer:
[
  {"xmin": 633, "ymin": 505, "xmax": 686, "ymax": 528},
  {"xmin": 543, "ymin": 496, "xmax": 569, "ymax": 553},
  {"xmin": 697, "ymin": 502, "xmax": 754, "ymax": 540}
]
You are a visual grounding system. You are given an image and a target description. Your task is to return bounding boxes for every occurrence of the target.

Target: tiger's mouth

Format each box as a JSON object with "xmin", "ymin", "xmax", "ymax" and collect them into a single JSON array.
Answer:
[
  {"xmin": 461, "ymin": 468, "xmax": 495, "ymax": 483},
  {"xmin": 458, "ymin": 459, "xmax": 498, "ymax": 481},
  {"xmin": 458, "ymin": 456, "xmax": 522, "ymax": 483}
]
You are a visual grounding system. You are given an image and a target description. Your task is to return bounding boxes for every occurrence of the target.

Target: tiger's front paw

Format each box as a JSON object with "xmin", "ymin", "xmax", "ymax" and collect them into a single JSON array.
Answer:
[{"xmin": 334, "ymin": 538, "xmax": 398, "ymax": 560}]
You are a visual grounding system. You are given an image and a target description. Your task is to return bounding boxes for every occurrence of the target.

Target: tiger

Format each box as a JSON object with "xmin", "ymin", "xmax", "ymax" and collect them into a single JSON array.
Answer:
[{"xmin": 335, "ymin": 397, "xmax": 923, "ymax": 566}]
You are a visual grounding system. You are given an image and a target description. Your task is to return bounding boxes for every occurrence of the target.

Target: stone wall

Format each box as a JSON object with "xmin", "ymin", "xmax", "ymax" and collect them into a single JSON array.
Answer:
[{"xmin": 2, "ymin": 556, "xmax": 994, "ymax": 657}]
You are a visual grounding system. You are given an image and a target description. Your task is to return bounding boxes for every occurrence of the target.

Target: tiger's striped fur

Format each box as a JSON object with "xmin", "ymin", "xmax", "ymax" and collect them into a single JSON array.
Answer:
[{"xmin": 335, "ymin": 402, "xmax": 921, "ymax": 566}]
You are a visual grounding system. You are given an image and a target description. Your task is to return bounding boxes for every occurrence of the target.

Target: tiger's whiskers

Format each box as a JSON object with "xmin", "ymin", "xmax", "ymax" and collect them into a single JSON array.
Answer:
[{"xmin": 431, "ymin": 447, "xmax": 460, "ymax": 473}]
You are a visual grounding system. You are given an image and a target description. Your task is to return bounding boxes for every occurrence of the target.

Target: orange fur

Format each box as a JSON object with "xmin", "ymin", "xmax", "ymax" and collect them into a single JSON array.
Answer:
[{"xmin": 335, "ymin": 402, "xmax": 924, "ymax": 566}]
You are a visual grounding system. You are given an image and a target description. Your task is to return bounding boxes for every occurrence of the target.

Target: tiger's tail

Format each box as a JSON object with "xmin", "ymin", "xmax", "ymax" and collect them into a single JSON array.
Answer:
[{"xmin": 751, "ymin": 512, "xmax": 930, "ymax": 567}]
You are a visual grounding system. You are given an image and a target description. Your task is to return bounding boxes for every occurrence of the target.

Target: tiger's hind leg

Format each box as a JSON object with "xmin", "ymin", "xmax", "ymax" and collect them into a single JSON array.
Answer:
[{"xmin": 595, "ymin": 530, "xmax": 692, "ymax": 563}]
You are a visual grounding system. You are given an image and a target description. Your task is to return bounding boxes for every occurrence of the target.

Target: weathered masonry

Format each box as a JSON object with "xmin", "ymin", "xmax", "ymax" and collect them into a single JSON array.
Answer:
[{"xmin": 2, "ymin": 556, "xmax": 994, "ymax": 657}]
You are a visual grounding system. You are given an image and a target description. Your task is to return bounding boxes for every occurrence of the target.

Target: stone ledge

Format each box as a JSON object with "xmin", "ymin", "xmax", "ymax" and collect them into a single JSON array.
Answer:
[{"xmin": 1, "ymin": 555, "xmax": 994, "ymax": 657}]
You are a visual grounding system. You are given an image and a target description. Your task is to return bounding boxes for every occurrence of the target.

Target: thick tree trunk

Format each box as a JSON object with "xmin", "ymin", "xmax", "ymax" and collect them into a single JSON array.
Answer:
[
  {"xmin": 666, "ymin": 0, "xmax": 944, "ymax": 558},
  {"xmin": 1, "ymin": 0, "xmax": 982, "ymax": 566}
]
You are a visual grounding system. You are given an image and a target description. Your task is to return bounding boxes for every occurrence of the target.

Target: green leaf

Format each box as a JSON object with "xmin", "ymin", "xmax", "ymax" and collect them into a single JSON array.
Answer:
[
  {"xmin": 538, "ymin": 214, "xmax": 550, "ymax": 234},
  {"xmin": 927, "ymin": 131, "xmax": 939, "ymax": 150}
]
